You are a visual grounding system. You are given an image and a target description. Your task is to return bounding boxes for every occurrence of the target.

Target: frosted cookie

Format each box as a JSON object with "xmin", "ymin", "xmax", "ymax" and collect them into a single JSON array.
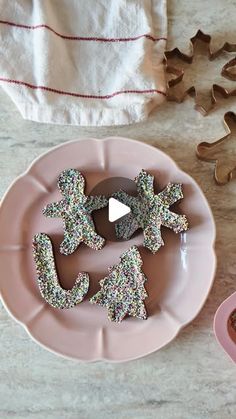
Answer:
[
  {"xmin": 113, "ymin": 169, "xmax": 189, "ymax": 253},
  {"xmin": 90, "ymin": 246, "xmax": 148, "ymax": 323},
  {"xmin": 43, "ymin": 169, "xmax": 108, "ymax": 255},
  {"xmin": 33, "ymin": 233, "xmax": 89, "ymax": 309}
]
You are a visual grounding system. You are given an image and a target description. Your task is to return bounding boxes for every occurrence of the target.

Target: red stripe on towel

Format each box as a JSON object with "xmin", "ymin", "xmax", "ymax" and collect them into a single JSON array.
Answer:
[
  {"xmin": 0, "ymin": 77, "xmax": 166, "ymax": 99},
  {"xmin": 0, "ymin": 20, "xmax": 167, "ymax": 43}
]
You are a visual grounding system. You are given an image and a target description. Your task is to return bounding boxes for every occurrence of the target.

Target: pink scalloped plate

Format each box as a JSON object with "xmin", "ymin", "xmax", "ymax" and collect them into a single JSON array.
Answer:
[
  {"xmin": 0, "ymin": 138, "xmax": 216, "ymax": 362},
  {"xmin": 214, "ymin": 292, "xmax": 236, "ymax": 363}
]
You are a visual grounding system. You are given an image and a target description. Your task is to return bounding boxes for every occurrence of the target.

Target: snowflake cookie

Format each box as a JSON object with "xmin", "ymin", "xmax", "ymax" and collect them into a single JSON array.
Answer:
[{"xmin": 113, "ymin": 170, "xmax": 189, "ymax": 253}]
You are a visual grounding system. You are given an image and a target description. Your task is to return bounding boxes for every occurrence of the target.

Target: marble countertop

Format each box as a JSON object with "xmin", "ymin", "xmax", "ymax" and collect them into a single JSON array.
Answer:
[{"xmin": 0, "ymin": 1, "xmax": 236, "ymax": 418}]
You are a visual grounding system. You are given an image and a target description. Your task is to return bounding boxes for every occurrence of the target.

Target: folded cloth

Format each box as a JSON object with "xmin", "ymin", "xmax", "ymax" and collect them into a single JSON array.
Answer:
[{"xmin": 0, "ymin": 0, "xmax": 167, "ymax": 126}]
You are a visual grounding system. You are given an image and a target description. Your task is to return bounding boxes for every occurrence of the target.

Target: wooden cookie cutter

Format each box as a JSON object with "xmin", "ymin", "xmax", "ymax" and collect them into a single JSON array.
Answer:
[
  {"xmin": 164, "ymin": 30, "xmax": 236, "ymax": 115},
  {"xmin": 196, "ymin": 111, "xmax": 236, "ymax": 185}
]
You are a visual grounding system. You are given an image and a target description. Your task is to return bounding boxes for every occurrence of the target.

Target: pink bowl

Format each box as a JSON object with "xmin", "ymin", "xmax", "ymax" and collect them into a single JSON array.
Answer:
[
  {"xmin": 214, "ymin": 292, "xmax": 236, "ymax": 363},
  {"xmin": 0, "ymin": 138, "xmax": 216, "ymax": 361}
]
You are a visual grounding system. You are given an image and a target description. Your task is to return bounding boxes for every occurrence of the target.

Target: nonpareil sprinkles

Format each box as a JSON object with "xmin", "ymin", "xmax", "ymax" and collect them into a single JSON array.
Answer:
[
  {"xmin": 90, "ymin": 246, "xmax": 148, "ymax": 323},
  {"xmin": 113, "ymin": 169, "xmax": 189, "ymax": 253},
  {"xmin": 43, "ymin": 169, "xmax": 108, "ymax": 255},
  {"xmin": 33, "ymin": 233, "xmax": 89, "ymax": 309}
]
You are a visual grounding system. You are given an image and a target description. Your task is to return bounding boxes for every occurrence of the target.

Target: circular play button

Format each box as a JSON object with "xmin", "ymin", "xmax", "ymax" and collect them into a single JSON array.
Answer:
[
  {"xmin": 108, "ymin": 197, "xmax": 131, "ymax": 222},
  {"xmin": 90, "ymin": 177, "xmax": 137, "ymax": 242}
]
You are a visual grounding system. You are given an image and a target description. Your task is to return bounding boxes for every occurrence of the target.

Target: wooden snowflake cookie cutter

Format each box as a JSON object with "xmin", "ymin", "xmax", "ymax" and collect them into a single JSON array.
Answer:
[
  {"xmin": 164, "ymin": 30, "xmax": 236, "ymax": 115},
  {"xmin": 196, "ymin": 111, "xmax": 236, "ymax": 185}
]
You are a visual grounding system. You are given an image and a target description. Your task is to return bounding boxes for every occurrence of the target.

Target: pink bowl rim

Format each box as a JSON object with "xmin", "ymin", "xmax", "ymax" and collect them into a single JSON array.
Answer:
[
  {"xmin": 0, "ymin": 137, "xmax": 217, "ymax": 362},
  {"xmin": 214, "ymin": 292, "xmax": 236, "ymax": 363}
]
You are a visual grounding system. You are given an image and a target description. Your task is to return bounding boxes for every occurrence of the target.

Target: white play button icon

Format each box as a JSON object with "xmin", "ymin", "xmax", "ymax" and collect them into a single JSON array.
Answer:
[
  {"xmin": 90, "ymin": 176, "xmax": 136, "ymax": 241},
  {"xmin": 108, "ymin": 197, "xmax": 131, "ymax": 223}
]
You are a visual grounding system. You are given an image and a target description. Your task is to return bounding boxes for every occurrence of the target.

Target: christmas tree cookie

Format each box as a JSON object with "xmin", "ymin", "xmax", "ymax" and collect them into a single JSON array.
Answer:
[{"xmin": 90, "ymin": 246, "xmax": 148, "ymax": 323}]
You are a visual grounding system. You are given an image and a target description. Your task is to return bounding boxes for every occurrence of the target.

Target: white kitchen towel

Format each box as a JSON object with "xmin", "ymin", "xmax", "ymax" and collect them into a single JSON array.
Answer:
[{"xmin": 0, "ymin": 0, "xmax": 167, "ymax": 126}]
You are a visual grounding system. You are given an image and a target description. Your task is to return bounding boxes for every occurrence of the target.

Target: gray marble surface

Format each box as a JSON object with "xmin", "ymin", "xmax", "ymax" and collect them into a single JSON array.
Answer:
[{"xmin": 0, "ymin": 1, "xmax": 236, "ymax": 418}]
